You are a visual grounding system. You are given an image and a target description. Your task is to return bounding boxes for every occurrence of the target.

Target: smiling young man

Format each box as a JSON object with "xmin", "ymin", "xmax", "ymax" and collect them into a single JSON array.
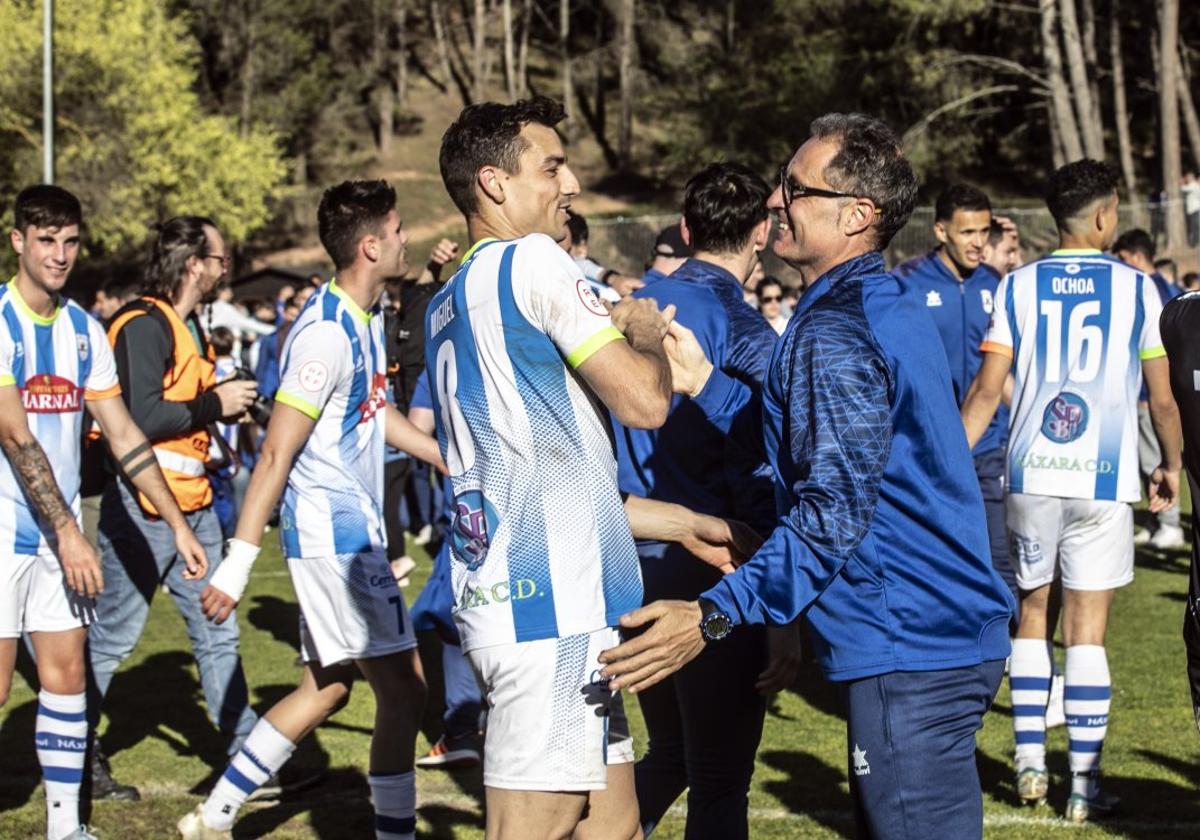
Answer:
[{"xmin": 0, "ymin": 185, "xmax": 208, "ymax": 840}]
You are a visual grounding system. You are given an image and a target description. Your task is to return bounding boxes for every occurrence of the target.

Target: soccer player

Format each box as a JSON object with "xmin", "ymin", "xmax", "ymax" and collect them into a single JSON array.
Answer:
[
  {"xmin": 177, "ymin": 180, "xmax": 443, "ymax": 840},
  {"xmin": 598, "ymin": 114, "xmax": 1015, "ymax": 840},
  {"xmin": 1112, "ymin": 228, "xmax": 1186, "ymax": 550},
  {"xmin": 613, "ymin": 161, "xmax": 786, "ymax": 840},
  {"xmin": 0, "ymin": 185, "xmax": 208, "ymax": 840},
  {"xmin": 892, "ymin": 185, "xmax": 1018, "ymax": 614},
  {"xmin": 961, "ymin": 160, "xmax": 1183, "ymax": 822},
  {"xmin": 430, "ymin": 96, "xmax": 753, "ymax": 839},
  {"xmin": 1159, "ymin": 291, "xmax": 1200, "ymax": 735}
]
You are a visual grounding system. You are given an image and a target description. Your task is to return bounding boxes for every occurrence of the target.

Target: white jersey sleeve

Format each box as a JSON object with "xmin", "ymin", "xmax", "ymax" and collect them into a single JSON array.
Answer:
[
  {"xmin": 276, "ymin": 321, "xmax": 352, "ymax": 420},
  {"xmin": 981, "ymin": 274, "xmax": 1014, "ymax": 357},
  {"xmin": 0, "ymin": 324, "xmax": 13, "ymax": 387},
  {"xmin": 83, "ymin": 315, "xmax": 120, "ymax": 400},
  {"xmin": 512, "ymin": 235, "xmax": 625, "ymax": 369},
  {"xmin": 1138, "ymin": 278, "xmax": 1166, "ymax": 360}
]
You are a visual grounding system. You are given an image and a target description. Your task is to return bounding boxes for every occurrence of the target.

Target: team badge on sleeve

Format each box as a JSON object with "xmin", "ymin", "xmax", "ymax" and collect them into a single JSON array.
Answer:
[
  {"xmin": 576, "ymin": 279, "xmax": 609, "ymax": 317},
  {"xmin": 299, "ymin": 360, "xmax": 329, "ymax": 392}
]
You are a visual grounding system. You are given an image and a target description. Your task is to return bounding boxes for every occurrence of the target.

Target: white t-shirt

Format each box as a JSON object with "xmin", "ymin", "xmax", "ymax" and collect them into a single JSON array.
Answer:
[
  {"xmin": 425, "ymin": 234, "xmax": 642, "ymax": 652},
  {"xmin": 1182, "ymin": 180, "xmax": 1200, "ymax": 215},
  {"xmin": 982, "ymin": 250, "xmax": 1165, "ymax": 502},
  {"xmin": 274, "ymin": 280, "xmax": 388, "ymax": 559},
  {"xmin": 0, "ymin": 283, "xmax": 119, "ymax": 553}
]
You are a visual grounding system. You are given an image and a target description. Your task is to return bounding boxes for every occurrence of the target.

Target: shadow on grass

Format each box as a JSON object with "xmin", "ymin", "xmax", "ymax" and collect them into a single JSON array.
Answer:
[
  {"xmin": 0, "ymin": 642, "xmax": 46, "ymax": 813},
  {"xmin": 246, "ymin": 595, "xmax": 302, "ymax": 653},
  {"xmin": 759, "ymin": 749, "xmax": 854, "ymax": 838}
]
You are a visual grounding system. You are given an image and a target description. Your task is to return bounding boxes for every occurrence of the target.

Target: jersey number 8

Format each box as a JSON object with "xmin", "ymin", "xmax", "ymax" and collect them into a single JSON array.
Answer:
[{"xmin": 434, "ymin": 339, "xmax": 475, "ymax": 475}]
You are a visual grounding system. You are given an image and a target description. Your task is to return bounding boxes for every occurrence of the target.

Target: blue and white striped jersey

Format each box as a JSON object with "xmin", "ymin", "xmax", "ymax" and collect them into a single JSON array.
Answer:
[
  {"xmin": 0, "ymin": 282, "xmax": 119, "ymax": 554},
  {"xmin": 982, "ymin": 249, "xmax": 1165, "ymax": 502},
  {"xmin": 274, "ymin": 280, "xmax": 388, "ymax": 558},
  {"xmin": 425, "ymin": 234, "xmax": 642, "ymax": 652}
]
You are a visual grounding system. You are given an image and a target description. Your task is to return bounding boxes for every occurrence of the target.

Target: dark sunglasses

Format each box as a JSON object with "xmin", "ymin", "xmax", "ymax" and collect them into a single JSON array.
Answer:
[
  {"xmin": 779, "ymin": 165, "xmax": 882, "ymax": 215},
  {"xmin": 759, "ymin": 295, "xmax": 782, "ymax": 303}
]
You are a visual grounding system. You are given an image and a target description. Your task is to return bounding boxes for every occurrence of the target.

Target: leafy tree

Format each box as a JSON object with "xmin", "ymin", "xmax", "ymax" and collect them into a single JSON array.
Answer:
[{"xmin": 0, "ymin": 0, "xmax": 285, "ymax": 260}]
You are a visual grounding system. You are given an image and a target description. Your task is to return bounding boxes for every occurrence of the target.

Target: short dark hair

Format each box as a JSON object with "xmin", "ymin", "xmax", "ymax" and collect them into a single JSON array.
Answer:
[
  {"xmin": 565, "ymin": 210, "xmax": 589, "ymax": 244},
  {"xmin": 14, "ymin": 184, "xmax": 82, "ymax": 232},
  {"xmin": 1154, "ymin": 258, "xmax": 1178, "ymax": 277},
  {"xmin": 102, "ymin": 277, "xmax": 141, "ymax": 302},
  {"xmin": 439, "ymin": 96, "xmax": 566, "ymax": 217},
  {"xmin": 317, "ymin": 180, "xmax": 397, "ymax": 270},
  {"xmin": 987, "ymin": 219, "xmax": 1007, "ymax": 247},
  {"xmin": 935, "ymin": 184, "xmax": 991, "ymax": 223},
  {"xmin": 1045, "ymin": 159, "xmax": 1118, "ymax": 230},
  {"xmin": 756, "ymin": 276, "xmax": 782, "ymax": 296},
  {"xmin": 682, "ymin": 162, "xmax": 770, "ymax": 255},
  {"xmin": 1111, "ymin": 228, "xmax": 1155, "ymax": 261},
  {"xmin": 145, "ymin": 216, "xmax": 218, "ymax": 300},
  {"xmin": 209, "ymin": 325, "xmax": 235, "ymax": 357},
  {"xmin": 808, "ymin": 113, "xmax": 918, "ymax": 249},
  {"xmin": 1182, "ymin": 271, "xmax": 1199, "ymax": 289}
]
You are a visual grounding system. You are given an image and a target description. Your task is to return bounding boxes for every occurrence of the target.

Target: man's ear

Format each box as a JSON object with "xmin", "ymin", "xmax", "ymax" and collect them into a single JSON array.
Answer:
[
  {"xmin": 752, "ymin": 217, "xmax": 771, "ymax": 250},
  {"xmin": 9, "ymin": 229, "xmax": 23, "ymax": 256},
  {"xmin": 845, "ymin": 199, "xmax": 877, "ymax": 237},
  {"xmin": 478, "ymin": 166, "xmax": 505, "ymax": 205},
  {"xmin": 360, "ymin": 233, "xmax": 381, "ymax": 265},
  {"xmin": 932, "ymin": 220, "xmax": 949, "ymax": 246},
  {"xmin": 680, "ymin": 216, "xmax": 692, "ymax": 247}
]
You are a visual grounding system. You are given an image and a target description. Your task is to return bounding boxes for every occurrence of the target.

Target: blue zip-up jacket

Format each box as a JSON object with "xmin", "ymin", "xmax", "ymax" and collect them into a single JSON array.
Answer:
[
  {"xmin": 892, "ymin": 249, "xmax": 1008, "ymax": 455},
  {"xmin": 692, "ymin": 252, "xmax": 1014, "ymax": 682},
  {"xmin": 616, "ymin": 258, "xmax": 778, "ymax": 536}
]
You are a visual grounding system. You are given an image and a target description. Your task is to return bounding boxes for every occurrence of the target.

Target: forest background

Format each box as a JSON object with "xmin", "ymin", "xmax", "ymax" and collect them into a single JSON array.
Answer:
[{"xmin": 0, "ymin": 0, "xmax": 1197, "ymax": 287}]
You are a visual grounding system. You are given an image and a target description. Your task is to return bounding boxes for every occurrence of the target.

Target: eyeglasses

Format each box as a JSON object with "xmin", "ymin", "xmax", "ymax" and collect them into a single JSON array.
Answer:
[
  {"xmin": 779, "ymin": 165, "xmax": 882, "ymax": 215},
  {"xmin": 203, "ymin": 254, "xmax": 232, "ymax": 272},
  {"xmin": 760, "ymin": 295, "xmax": 782, "ymax": 303}
]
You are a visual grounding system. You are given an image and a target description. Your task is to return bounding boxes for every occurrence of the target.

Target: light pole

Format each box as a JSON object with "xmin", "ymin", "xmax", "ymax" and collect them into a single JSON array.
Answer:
[{"xmin": 43, "ymin": 0, "xmax": 53, "ymax": 184}]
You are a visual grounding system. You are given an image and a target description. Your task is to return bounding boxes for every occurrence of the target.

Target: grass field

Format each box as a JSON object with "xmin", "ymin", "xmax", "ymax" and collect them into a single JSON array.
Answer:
[{"xmin": 2, "ymin": 511, "xmax": 1198, "ymax": 839}]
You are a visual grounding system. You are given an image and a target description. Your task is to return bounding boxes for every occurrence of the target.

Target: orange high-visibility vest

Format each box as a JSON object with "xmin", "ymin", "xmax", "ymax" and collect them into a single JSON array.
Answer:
[{"xmin": 107, "ymin": 296, "xmax": 215, "ymax": 514}]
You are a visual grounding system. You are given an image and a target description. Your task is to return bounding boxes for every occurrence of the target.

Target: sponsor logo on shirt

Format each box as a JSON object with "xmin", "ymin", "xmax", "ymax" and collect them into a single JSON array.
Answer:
[
  {"xmin": 357, "ymin": 372, "xmax": 388, "ymax": 423},
  {"xmin": 453, "ymin": 577, "xmax": 540, "ymax": 613},
  {"xmin": 22, "ymin": 374, "xmax": 82, "ymax": 413},
  {"xmin": 852, "ymin": 745, "xmax": 870, "ymax": 776},
  {"xmin": 76, "ymin": 334, "xmax": 89, "ymax": 361},
  {"xmin": 980, "ymin": 289, "xmax": 994, "ymax": 314},
  {"xmin": 450, "ymin": 489, "xmax": 500, "ymax": 571},
  {"xmin": 1041, "ymin": 391, "xmax": 1088, "ymax": 443},
  {"xmin": 926, "ymin": 290, "xmax": 942, "ymax": 307},
  {"xmin": 576, "ymin": 279, "xmax": 610, "ymax": 317},
  {"xmin": 1016, "ymin": 452, "xmax": 1114, "ymax": 474}
]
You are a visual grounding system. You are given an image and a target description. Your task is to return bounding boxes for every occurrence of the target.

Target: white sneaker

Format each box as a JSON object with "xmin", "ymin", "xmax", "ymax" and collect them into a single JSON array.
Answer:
[
  {"xmin": 1045, "ymin": 673, "xmax": 1066, "ymax": 729},
  {"xmin": 177, "ymin": 805, "xmax": 232, "ymax": 839},
  {"xmin": 1149, "ymin": 524, "xmax": 1186, "ymax": 550},
  {"xmin": 412, "ymin": 524, "xmax": 433, "ymax": 546},
  {"xmin": 1133, "ymin": 527, "xmax": 1152, "ymax": 545}
]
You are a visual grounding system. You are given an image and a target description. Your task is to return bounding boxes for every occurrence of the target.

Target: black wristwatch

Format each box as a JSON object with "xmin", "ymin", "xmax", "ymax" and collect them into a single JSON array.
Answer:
[{"xmin": 698, "ymin": 597, "xmax": 733, "ymax": 643}]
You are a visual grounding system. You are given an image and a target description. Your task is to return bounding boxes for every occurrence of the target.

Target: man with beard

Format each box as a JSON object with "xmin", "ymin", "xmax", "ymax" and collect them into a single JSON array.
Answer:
[{"xmin": 86, "ymin": 216, "xmax": 261, "ymax": 800}]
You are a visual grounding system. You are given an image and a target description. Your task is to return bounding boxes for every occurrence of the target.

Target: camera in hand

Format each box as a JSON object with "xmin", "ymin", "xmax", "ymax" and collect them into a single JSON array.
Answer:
[{"xmin": 232, "ymin": 368, "xmax": 273, "ymax": 426}]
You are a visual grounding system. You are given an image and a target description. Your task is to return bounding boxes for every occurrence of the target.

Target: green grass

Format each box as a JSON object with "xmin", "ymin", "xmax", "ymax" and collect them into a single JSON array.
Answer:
[{"xmin": 2, "ymin": 518, "xmax": 1198, "ymax": 838}]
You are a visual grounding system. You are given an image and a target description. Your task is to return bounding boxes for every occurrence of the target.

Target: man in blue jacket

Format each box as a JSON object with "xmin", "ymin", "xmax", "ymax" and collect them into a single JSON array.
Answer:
[
  {"xmin": 892, "ymin": 184, "xmax": 1017, "ymax": 612},
  {"xmin": 615, "ymin": 162, "xmax": 787, "ymax": 840},
  {"xmin": 599, "ymin": 114, "xmax": 1014, "ymax": 839}
]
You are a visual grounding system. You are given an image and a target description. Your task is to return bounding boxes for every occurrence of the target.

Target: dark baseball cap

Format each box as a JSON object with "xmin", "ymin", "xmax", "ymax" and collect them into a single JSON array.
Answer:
[{"xmin": 653, "ymin": 223, "xmax": 692, "ymax": 259}]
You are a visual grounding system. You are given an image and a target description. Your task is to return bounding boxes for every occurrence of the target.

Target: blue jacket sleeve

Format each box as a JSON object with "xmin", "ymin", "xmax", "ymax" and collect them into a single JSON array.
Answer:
[
  {"xmin": 701, "ymin": 322, "xmax": 894, "ymax": 626},
  {"xmin": 691, "ymin": 366, "xmax": 765, "ymax": 460}
]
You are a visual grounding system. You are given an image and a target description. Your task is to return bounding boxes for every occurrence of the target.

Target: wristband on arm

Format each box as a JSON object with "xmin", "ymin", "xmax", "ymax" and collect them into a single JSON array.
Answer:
[{"xmin": 208, "ymin": 538, "xmax": 261, "ymax": 602}]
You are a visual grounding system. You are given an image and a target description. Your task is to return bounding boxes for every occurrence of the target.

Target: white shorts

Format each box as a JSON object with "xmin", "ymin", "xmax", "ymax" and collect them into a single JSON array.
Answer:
[
  {"xmin": 288, "ymin": 552, "xmax": 416, "ymax": 667},
  {"xmin": 0, "ymin": 554, "xmax": 94, "ymax": 637},
  {"xmin": 1006, "ymin": 493, "xmax": 1134, "ymax": 591},
  {"xmin": 469, "ymin": 627, "xmax": 634, "ymax": 792}
]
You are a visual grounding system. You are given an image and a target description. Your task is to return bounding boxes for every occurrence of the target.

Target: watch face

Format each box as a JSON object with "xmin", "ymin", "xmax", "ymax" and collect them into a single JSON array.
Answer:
[{"xmin": 704, "ymin": 613, "xmax": 732, "ymax": 641}]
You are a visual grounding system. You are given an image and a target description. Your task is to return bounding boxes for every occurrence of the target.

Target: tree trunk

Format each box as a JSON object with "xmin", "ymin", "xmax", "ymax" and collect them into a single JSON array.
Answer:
[
  {"xmin": 1179, "ymin": 47, "xmax": 1200, "ymax": 172},
  {"xmin": 472, "ymin": 0, "xmax": 486, "ymax": 103},
  {"xmin": 396, "ymin": 0, "xmax": 409, "ymax": 108},
  {"xmin": 561, "ymin": 0, "xmax": 574, "ymax": 124},
  {"xmin": 1079, "ymin": 0, "xmax": 1104, "ymax": 138},
  {"xmin": 238, "ymin": 10, "xmax": 255, "ymax": 137},
  {"xmin": 1110, "ymin": 0, "xmax": 1149, "ymax": 226},
  {"xmin": 516, "ymin": 0, "xmax": 532, "ymax": 97},
  {"xmin": 1041, "ymin": 0, "xmax": 1085, "ymax": 162},
  {"xmin": 431, "ymin": 0, "xmax": 455, "ymax": 90},
  {"xmin": 375, "ymin": 1, "xmax": 394, "ymax": 154},
  {"xmin": 503, "ymin": 0, "xmax": 516, "ymax": 100},
  {"xmin": 1159, "ymin": 0, "xmax": 1186, "ymax": 250},
  {"xmin": 725, "ymin": 0, "xmax": 736, "ymax": 53},
  {"xmin": 617, "ymin": 0, "xmax": 636, "ymax": 168},
  {"xmin": 1058, "ymin": 0, "xmax": 1103, "ymax": 158}
]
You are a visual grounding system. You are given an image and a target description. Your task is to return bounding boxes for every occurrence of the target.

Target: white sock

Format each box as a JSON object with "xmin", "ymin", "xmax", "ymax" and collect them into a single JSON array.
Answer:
[
  {"xmin": 202, "ymin": 719, "xmax": 296, "ymax": 830},
  {"xmin": 1009, "ymin": 638, "xmax": 1051, "ymax": 772},
  {"xmin": 36, "ymin": 689, "xmax": 87, "ymax": 840},
  {"xmin": 1066, "ymin": 644, "xmax": 1110, "ymax": 798},
  {"xmin": 370, "ymin": 771, "xmax": 416, "ymax": 840}
]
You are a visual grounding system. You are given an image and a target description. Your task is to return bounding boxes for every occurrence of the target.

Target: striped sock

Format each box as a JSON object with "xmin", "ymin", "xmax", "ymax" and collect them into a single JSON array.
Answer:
[
  {"xmin": 36, "ymin": 689, "xmax": 87, "ymax": 840},
  {"xmin": 1065, "ymin": 644, "xmax": 1110, "ymax": 798},
  {"xmin": 1009, "ymin": 637, "xmax": 1051, "ymax": 772},
  {"xmin": 202, "ymin": 719, "xmax": 296, "ymax": 830},
  {"xmin": 370, "ymin": 771, "xmax": 416, "ymax": 840}
]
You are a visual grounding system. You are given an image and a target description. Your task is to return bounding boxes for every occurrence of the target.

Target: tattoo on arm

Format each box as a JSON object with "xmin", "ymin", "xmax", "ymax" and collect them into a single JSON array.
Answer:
[
  {"xmin": 123, "ymin": 452, "xmax": 158, "ymax": 481},
  {"xmin": 0, "ymin": 439, "xmax": 74, "ymax": 529},
  {"xmin": 119, "ymin": 440, "xmax": 152, "ymax": 471}
]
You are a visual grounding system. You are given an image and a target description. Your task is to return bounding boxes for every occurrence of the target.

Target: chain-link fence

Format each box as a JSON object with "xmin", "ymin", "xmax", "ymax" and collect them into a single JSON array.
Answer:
[{"xmin": 585, "ymin": 201, "xmax": 1192, "ymax": 288}]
